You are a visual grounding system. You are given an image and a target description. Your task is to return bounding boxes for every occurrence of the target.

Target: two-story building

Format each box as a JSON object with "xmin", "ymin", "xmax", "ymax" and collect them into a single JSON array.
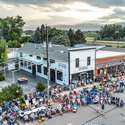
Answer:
[{"xmin": 18, "ymin": 42, "xmax": 96, "ymax": 86}]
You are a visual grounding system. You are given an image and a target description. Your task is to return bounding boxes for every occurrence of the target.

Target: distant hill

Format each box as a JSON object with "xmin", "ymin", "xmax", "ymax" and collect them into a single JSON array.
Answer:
[{"xmin": 52, "ymin": 23, "xmax": 102, "ymax": 31}]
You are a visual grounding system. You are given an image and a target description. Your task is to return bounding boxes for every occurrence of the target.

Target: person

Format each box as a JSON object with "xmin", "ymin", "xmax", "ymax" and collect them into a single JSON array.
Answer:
[{"xmin": 101, "ymin": 103, "xmax": 105, "ymax": 111}]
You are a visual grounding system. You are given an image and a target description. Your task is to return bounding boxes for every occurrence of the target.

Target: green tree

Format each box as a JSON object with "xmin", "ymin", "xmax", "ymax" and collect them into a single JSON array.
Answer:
[
  {"xmin": 75, "ymin": 29, "xmax": 86, "ymax": 44},
  {"xmin": 0, "ymin": 40, "xmax": 7, "ymax": 64},
  {"xmin": 33, "ymin": 27, "xmax": 41, "ymax": 43},
  {"xmin": 99, "ymin": 24, "xmax": 123, "ymax": 40},
  {"xmin": 8, "ymin": 40, "xmax": 21, "ymax": 48},
  {"xmin": 67, "ymin": 28, "xmax": 75, "ymax": 47},
  {"xmin": 0, "ymin": 84, "xmax": 23, "ymax": 105},
  {"xmin": 0, "ymin": 16, "xmax": 25, "ymax": 42},
  {"xmin": 36, "ymin": 81, "xmax": 45, "ymax": 92}
]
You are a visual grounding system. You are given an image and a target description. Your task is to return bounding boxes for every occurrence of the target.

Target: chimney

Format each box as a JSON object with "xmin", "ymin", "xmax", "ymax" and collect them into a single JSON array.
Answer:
[{"xmin": 49, "ymin": 42, "xmax": 52, "ymax": 47}]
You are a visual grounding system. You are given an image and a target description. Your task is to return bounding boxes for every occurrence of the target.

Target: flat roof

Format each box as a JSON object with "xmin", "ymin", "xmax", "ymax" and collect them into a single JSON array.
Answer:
[{"xmin": 96, "ymin": 50, "xmax": 125, "ymax": 59}]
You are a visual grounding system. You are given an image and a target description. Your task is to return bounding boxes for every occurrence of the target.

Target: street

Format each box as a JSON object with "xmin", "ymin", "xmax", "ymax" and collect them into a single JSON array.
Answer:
[{"xmin": 40, "ymin": 93, "xmax": 125, "ymax": 125}]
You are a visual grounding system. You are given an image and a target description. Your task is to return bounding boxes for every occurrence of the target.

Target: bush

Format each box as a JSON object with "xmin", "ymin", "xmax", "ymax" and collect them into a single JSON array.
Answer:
[
  {"xmin": 36, "ymin": 81, "xmax": 45, "ymax": 92},
  {"xmin": 0, "ymin": 73, "xmax": 5, "ymax": 81}
]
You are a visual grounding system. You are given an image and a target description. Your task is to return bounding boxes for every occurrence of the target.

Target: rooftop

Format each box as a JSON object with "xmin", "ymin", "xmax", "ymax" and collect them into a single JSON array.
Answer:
[
  {"xmin": 96, "ymin": 50, "xmax": 125, "ymax": 59},
  {"xmin": 19, "ymin": 42, "xmax": 96, "ymax": 62}
]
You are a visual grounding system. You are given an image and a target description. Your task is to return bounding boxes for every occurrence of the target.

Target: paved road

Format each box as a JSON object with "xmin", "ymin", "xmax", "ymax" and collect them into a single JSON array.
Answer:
[{"xmin": 36, "ymin": 93, "xmax": 125, "ymax": 125}]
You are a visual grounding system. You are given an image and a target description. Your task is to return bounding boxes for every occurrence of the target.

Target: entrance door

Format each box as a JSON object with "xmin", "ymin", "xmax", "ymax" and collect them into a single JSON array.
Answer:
[
  {"xmin": 81, "ymin": 73, "xmax": 87, "ymax": 83},
  {"xmin": 50, "ymin": 69, "xmax": 56, "ymax": 83},
  {"xmin": 32, "ymin": 64, "xmax": 36, "ymax": 76}
]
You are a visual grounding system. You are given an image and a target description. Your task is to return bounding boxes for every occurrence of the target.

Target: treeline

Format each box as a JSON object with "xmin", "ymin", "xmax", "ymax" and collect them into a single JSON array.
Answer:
[
  {"xmin": 0, "ymin": 16, "xmax": 86, "ymax": 47},
  {"xmin": 32, "ymin": 24, "xmax": 86, "ymax": 46},
  {"xmin": 98, "ymin": 24, "xmax": 125, "ymax": 41}
]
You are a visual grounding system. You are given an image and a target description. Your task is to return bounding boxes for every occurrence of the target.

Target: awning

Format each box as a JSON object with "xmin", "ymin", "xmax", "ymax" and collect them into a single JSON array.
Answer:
[{"xmin": 96, "ymin": 61, "xmax": 124, "ymax": 69}]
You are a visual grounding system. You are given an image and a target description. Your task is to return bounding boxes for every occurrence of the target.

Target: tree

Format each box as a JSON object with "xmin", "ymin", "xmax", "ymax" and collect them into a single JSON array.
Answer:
[
  {"xmin": 0, "ymin": 16, "xmax": 25, "ymax": 42},
  {"xmin": 33, "ymin": 27, "xmax": 41, "ymax": 43},
  {"xmin": 75, "ymin": 29, "xmax": 86, "ymax": 44},
  {"xmin": 0, "ymin": 40, "xmax": 7, "ymax": 64},
  {"xmin": 40, "ymin": 24, "xmax": 46, "ymax": 42},
  {"xmin": 8, "ymin": 40, "xmax": 21, "ymax": 48},
  {"xmin": 67, "ymin": 28, "xmax": 75, "ymax": 47},
  {"xmin": 99, "ymin": 24, "xmax": 123, "ymax": 40},
  {"xmin": 36, "ymin": 81, "xmax": 45, "ymax": 92},
  {"xmin": 0, "ymin": 84, "xmax": 23, "ymax": 105}
]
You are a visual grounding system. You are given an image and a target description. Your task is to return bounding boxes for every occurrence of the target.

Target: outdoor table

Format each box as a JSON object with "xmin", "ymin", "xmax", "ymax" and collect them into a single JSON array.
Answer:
[{"xmin": 18, "ymin": 77, "xmax": 28, "ymax": 84}]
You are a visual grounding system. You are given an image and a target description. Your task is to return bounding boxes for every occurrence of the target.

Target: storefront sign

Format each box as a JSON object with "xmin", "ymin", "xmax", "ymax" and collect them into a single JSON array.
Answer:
[{"xmin": 79, "ymin": 66, "xmax": 88, "ymax": 71}]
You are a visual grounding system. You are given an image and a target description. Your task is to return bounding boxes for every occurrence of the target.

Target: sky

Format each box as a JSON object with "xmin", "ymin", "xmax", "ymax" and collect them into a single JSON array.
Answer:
[{"xmin": 0, "ymin": 0, "xmax": 125, "ymax": 29}]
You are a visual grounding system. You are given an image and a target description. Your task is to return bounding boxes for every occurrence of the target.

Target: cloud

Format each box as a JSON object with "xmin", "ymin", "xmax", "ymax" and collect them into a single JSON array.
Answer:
[
  {"xmin": 0, "ymin": 0, "xmax": 125, "ymax": 29},
  {"xmin": 83, "ymin": 0, "xmax": 125, "ymax": 8}
]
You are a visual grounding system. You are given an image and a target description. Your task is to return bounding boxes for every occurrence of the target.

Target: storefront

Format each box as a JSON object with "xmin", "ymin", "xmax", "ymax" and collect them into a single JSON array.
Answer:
[{"xmin": 96, "ymin": 50, "xmax": 125, "ymax": 79}]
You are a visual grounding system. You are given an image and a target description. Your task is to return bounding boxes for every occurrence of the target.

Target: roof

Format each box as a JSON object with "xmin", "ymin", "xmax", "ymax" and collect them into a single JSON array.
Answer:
[
  {"xmin": 74, "ymin": 44, "xmax": 104, "ymax": 50},
  {"xmin": 19, "ymin": 43, "xmax": 69, "ymax": 62},
  {"xmin": 19, "ymin": 42, "xmax": 96, "ymax": 62},
  {"xmin": 96, "ymin": 50, "xmax": 125, "ymax": 59},
  {"xmin": 101, "ymin": 47, "xmax": 125, "ymax": 53}
]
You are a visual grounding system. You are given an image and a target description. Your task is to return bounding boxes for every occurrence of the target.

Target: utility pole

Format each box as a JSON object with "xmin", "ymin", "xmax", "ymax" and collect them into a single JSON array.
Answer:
[{"xmin": 46, "ymin": 25, "xmax": 50, "ymax": 100}]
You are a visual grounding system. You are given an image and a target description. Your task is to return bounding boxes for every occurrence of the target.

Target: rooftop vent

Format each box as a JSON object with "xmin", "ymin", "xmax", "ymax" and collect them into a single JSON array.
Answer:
[{"xmin": 60, "ymin": 50, "xmax": 64, "ymax": 53}]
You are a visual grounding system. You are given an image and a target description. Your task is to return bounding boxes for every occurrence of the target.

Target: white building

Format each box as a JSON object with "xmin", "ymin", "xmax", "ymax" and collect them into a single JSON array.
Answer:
[{"xmin": 18, "ymin": 43, "xmax": 96, "ymax": 86}]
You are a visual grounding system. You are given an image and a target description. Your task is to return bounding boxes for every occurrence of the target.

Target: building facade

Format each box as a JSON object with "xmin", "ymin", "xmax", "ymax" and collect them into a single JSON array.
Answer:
[{"xmin": 18, "ymin": 43, "xmax": 96, "ymax": 86}]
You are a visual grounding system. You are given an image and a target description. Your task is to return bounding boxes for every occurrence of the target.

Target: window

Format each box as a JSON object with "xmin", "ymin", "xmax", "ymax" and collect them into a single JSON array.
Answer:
[
  {"xmin": 43, "ymin": 67, "xmax": 47, "ymax": 75},
  {"xmin": 43, "ymin": 57, "xmax": 47, "ymax": 61},
  {"xmin": 36, "ymin": 56, "xmax": 41, "ymax": 60},
  {"xmin": 20, "ymin": 52, "xmax": 23, "ymax": 57},
  {"xmin": 75, "ymin": 58, "xmax": 79, "ymax": 68},
  {"xmin": 28, "ymin": 62, "xmax": 31, "ymax": 70},
  {"xmin": 37, "ymin": 65, "xmax": 42, "ymax": 73},
  {"xmin": 20, "ymin": 60, "xmax": 23, "ymax": 67},
  {"xmin": 57, "ymin": 71, "xmax": 63, "ymax": 81},
  {"xmin": 50, "ymin": 59, "xmax": 55, "ymax": 63},
  {"xmin": 87, "ymin": 57, "xmax": 91, "ymax": 66},
  {"xmin": 29, "ymin": 55, "xmax": 32, "ymax": 57}
]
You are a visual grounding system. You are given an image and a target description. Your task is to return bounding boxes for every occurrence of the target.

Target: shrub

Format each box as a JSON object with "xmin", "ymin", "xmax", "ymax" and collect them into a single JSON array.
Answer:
[
  {"xmin": 0, "ymin": 73, "xmax": 5, "ymax": 81},
  {"xmin": 36, "ymin": 81, "xmax": 45, "ymax": 92}
]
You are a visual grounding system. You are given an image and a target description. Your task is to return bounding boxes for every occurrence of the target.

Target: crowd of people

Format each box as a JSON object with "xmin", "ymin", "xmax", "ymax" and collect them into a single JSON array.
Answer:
[{"xmin": 0, "ymin": 71, "xmax": 125, "ymax": 125}]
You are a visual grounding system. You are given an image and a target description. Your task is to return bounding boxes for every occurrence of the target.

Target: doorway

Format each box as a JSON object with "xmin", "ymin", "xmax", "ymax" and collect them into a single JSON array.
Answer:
[
  {"xmin": 50, "ymin": 69, "xmax": 56, "ymax": 83},
  {"xmin": 32, "ymin": 64, "xmax": 36, "ymax": 76}
]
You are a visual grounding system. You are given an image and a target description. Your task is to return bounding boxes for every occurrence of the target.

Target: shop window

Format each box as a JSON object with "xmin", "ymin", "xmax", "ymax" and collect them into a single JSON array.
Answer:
[
  {"xmin": 37, "ymin": 65, "xmax": 42, "ymax": 73},
  {"xmin": 43, "ymin": 67, "xmax": 47, "ymax": 75},
  {"xmin": 75, "ymin": 58, "xmax": 79, "ymax": 68},
  {"xmin": 57, "ymin": 71, "xmax": 63, "ymax": 81},
  {"xmin": 87, "ymin": 57, "xmax": 91, "ymax": 66},
  {"xmin": 36, "ymin": 56, "xmax": 41, "ymax": 60},
  {"xmin": 28, "ymin": 62, "xmax": 31, "ymax": 70}
]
